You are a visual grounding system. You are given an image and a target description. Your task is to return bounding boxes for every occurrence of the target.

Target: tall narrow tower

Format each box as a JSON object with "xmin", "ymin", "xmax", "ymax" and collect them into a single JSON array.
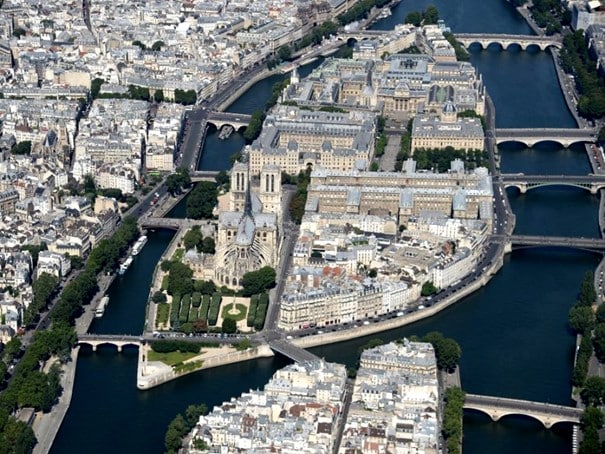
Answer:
[
  {"xmin": 259, "ymin": 164, "xmax": 282, "ymax": 220},
  {"xmin": 230, "ymin": 162, "xmax": 249, "ymax": 212}
]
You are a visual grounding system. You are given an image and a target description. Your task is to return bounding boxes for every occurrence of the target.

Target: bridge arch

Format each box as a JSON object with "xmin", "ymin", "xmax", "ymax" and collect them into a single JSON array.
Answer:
[
  {"xmin": 206, "ymin": 121, "xmax": 247, "ymax": 133},
  {"xmin": 496, "ymin": 138, "xmax": 590, "ymax": 148},
  {"xmin": 77, "ymin": 340, "xmax": 141, "ymax": 352},
  {"xmin": 503, "ymin": 181, "xmax": 605, "ymax": 194},
  {"xmin": 463, "ymin": 407, "xmax": 573, "ymax": 429}
]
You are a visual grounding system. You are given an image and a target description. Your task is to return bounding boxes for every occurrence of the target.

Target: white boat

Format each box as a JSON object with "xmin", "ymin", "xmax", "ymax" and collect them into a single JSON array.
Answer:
[
  {"xmin": 95, "ymin": 296, "xmax": 109, "ymax": 318},
  {"xmin": 379, "ymin": 8, "xmax": 391, "ymax": 18},
  {"xmin": 218, "ymin": 125, "xmax": 234, "ymax": 140},
  {"xmin": 118, "ymin": 256, "xmax": 133, "ymax": 275},
  {"xmin": 131, "ymin": 235, "xmax": 148, "ymax": 256}
]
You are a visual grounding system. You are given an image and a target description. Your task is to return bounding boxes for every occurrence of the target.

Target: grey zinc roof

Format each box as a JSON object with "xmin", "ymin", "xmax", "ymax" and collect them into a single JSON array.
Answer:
[{"xmin": 453, "ymin": 189, "xmax": 467, "ymax": 211}]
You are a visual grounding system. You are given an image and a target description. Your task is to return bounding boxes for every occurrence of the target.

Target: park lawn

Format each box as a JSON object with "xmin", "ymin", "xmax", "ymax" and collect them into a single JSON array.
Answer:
[
  {"xmin": 221, "ymin": 303, "xmax": 248, "ymax": 322},
  {"xmin": 172, "ymin": 248, "xmax": 185, "ymax": 262},
  {"xmin": 148, "ymin": 350, "xmax": 199, "ymax": 366},
  {"xmin": 161, "ymin": 274, "xmax": 169, "ymax": 291},
  {"xmin": 155, "ymin": 303, "xmax": 170, "ymax": 327}
]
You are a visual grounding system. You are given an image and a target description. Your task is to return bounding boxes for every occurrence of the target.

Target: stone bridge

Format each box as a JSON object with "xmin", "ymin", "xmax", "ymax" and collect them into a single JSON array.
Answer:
[
  {"xmin": 338, "ymin": 30, "xmax": 387, "ymax": 42},
  {"xmin": 507, "ymin": 234, "xmax": 605, "ymax": 252},
  {"xmin": 268, "ymin": 339, "xmax": 321, "ymax": 363},
  {"xmin": 139, "ymin": 217, "xmax": 198, "ymax": 230},
  {"xmin": 206, "ymin": 112, "xmax": 251, "ymax": 131},
  {"xmin": 501, "ymin": 173, "xmax": 605, "ymax": 194},
  {"xmin": 190, "ymin": 170, "xmax": 222, "ymax": 182},
  {"xmin": 77, "ymin": 334, "xmax": 143, "ymax": 352},
  {"xmin": 495, "ymin": 128, "xmax": 597, "ymax": 148},
  {"xmin": 464, "ymin": 393, "xmax": 582, "ymax": 428},
  {"xmin": 454, "ymin": 33, "xmax": 562, "ymax": 51}
]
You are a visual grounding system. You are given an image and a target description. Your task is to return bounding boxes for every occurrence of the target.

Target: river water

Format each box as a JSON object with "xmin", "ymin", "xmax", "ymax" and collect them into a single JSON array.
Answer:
[{"xmin": 51, "ymin": 0, "xmax": 598, "ymax": 452}]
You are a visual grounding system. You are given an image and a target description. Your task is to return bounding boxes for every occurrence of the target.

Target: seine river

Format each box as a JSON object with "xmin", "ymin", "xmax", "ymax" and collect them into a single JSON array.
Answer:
[{"xmin": 51, "ymin": 1, "xmax": 599, "ymax": 452}]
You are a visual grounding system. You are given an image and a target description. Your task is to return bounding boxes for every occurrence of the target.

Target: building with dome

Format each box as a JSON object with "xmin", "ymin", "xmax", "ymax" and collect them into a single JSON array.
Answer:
[
  {"xmin": 213, "ymin": 162, "xmax": 282, "ymax": 289},
  {"xmin": 410, "ymin": 101, "xmax": 484, "ymax": 153}
]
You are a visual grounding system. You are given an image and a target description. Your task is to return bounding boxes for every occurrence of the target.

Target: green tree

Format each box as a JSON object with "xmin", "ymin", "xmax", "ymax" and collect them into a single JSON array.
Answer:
[
  {"xmin": 215, "ymin": 171, "xmax": 230, "ymax": 189},
  {"xmin": 423, "ymin": 5, "xmax": 440, "ymax": 24},
  {"xmin": 154, "ymin": 89, "xmax": 165, "ymax": 103},
  {"xmin": 581, "ymin": 406, "xmax": 604, "ymax": 431},
  {"xmin": 243, "ymin": 110, "xmax": 265, "ymax": 142},
  {"xmin": 423, "ymin": 332, "xmax": 462, "ymax": 372},
  {"xmin": 241, "ymin": 267, "xmax": 276, "ymax": 296},
  {"xmin": 151, "ymin": 40, "xmax": 164, "ymax": 51},
  {"xmin": 186, "ymin": 182, "xmax": 218, "ymax": 219},
  {"xmin": 581, "ymin": 376, "xmax": 605, "ymax": 406},
  {"xmin": 277, "ymin": 45, "xmax": 292, "ymax": 61},
  {"xmin": 91, "ymin": 78, "xmax": 105, "ymax": 99},
  {"xmin": 152, "ymin": 291, "xmax": 167, "ymax": 304},
  {"xmin": 593, "ymin": 323, "xmax": 605, "ymax": 362},
  {"xmin": 12, "ymin": 141, "xmax": 31, "ymax": 155},
  {"xmin": 160, "ymin": 260, "xmax": 174, "ymax": 272},
  {"xmin": 568, "ymin": 305, "xmax": 595, "ymax": 334},
  {"xmin": 200, "ymin": 237, "xmax": 215, "ymax": 254},
  {"xmin": 167, "ymin": 262, "xmax": 194, "ymax": 296},
  {"xmin": 597, "ymin": 303, "xmax": 605, "ymax": 323},
  {"xmin": 164, "ymin": 413, "xmax": 187, "ymax": 453},
  {"xmin": 185, "ymin": 404, "xmax": 208, "ymax": 427},
  {"xmin": 194, "ymin": 280, "xmax": 216, "ymax": 295},
  {"xmin": 421, "ymin": 281, "xmax": 438, "ymax": 296},
  {"xmin": 3, "ymin": 338, "xmax": 22, "ymax": 363},
  {"xmin": 222, "ymin": 317, "xmax": 237, "ymax": 334},
  {"xmin": 404, "ymin": 11, "xmax": 422, "ymax": 26},
  {"xmin": 183, "ymin": 226, "xmax": 203, "ymax": 251}
]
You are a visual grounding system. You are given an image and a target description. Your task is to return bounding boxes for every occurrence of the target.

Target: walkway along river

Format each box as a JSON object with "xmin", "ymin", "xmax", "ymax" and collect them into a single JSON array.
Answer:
[{"xmin": 51, "ymin": 1, "xmax": 599, "ymax": 453}]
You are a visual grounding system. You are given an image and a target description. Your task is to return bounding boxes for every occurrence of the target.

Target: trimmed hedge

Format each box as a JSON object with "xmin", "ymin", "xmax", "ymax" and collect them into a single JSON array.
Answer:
[
  {"xmin": 170, "ymin": 294, "xmax": 181, "ymax": 325},
  {"xmin": 191, "ymin": 292, "xmax": 201, "ymax": 307},
  {"xmin": 199, "ymin": 295, "xmax": 210, "ymax": 322},
  {"xmin": 179, "ymin": 294, "xmax": 191, "ymax": 323},
  {"xmin": 189, "ymin": 305, "xmax": 199, "ymax": 322},
  {"xmin": 207, "ymin": 292, "xmax": 222, "ymax": 326},
  {"xmin": 254, "ymin": 294, "xmax": 268, "ymax": 331},
  {"xmin": 247, "ymin": 294, "xmax": 259, "ymax": 327}
]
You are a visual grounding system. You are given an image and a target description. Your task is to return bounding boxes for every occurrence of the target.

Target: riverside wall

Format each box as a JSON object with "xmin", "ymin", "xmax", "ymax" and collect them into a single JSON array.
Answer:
[{"xmin": 136, "ymin": 344, "xmax": 274, "ymax": 390}]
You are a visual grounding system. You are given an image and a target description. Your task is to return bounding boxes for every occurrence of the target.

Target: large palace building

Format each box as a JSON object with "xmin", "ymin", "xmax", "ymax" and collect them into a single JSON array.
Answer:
[
  {"xmin": 246, "ymin": 105, "xmax": 376, "ymax": 175},
  {"xmin": 305, "ymin": 158, "xmax": 494, "ymax": 228}
]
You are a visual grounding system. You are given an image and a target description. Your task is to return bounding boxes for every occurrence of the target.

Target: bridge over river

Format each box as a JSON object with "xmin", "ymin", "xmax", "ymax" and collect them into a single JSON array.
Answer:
[
  {"xmin": 501, "ymin": 173, "xmax": 605, "ymax": 194},
  {"xmin": 507, "ymin": 234, "xmax": 605, "ymax": 252},
  {"xmin": 495, "ymin": 128, "xmax": 597, "ymax": 147},
  {"xmin": 464, "ymin": 393, "xmax": 582, "ymax": 428},
  {"xmin": 454, "ymin": 33, "xmax": 562, "ymax": 51}
]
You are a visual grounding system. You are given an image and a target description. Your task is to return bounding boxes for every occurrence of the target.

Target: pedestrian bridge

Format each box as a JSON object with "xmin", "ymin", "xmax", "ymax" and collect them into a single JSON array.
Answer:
[
  {"xmin": 501, "ymin": 173, "xmax": 605, "ymax": 194},
  {"xmin": 508, "ymin": 234, "xmax": 605, "ymax": 252},
  {"xmin": 77, "ymin": 334, "xmax": 143, "ymax": 352},
  {"xmin": 464, "ymin": 394, "xmax": 582, "ymax": 428},
  {"xmin": 454, "ymin": 33, "xmax": 562, "ymax": 51},
  {"xmin": 268, "ymin": 339, "xmax": 321, "ymax": 363},
  {"xmin": 206, "ymin": 112, "xmax": 251, "ymax": 131},
  {"xmin": 496, "ymin": 128, "xmax": 597, "ymax": 148}
]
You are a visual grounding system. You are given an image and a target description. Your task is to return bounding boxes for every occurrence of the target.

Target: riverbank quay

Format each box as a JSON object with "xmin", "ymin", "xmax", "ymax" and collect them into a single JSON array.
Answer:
[
  {"xmin": 516, "ymin": 4, "xmax": 545, "ymax": 36},
  {"xmin": 550, "ymin": 49, "xmax": 585, "ymax": 128},
  {"xmin": 136, "ymin": 343, "xmax": 274, "ymax": 390},
  {"xmin": 31, "ymin": 348, "xmax": 79, "ymax": 454}
]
